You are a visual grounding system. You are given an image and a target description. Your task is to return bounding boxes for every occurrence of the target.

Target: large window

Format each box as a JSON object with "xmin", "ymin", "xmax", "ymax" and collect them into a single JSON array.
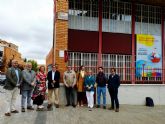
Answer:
[
  {"xmin": 68, "ymin": 52, "xmax": 163, "ymax": 83},
  {"xmin": 102, "ymin": 54, "xmax": 132, "ymax": 81},
  {"xmin": 69, "ymin": 0, "xmax": 99, "ymax": 31},
  {"xmin": 68, "ymin": 52, "xmax": 98, "ymax": 76},
  {"xmin": 135, "ymin": 4, "xmax": 162, "ymax": 35},
  {"xmin": 68, "ymin": 52, "xmax": 132, "ymax": 82},
  {"xmin": 69, "ymin": 0, "xmax": 162, "ymax": 35},
  {"xmin": 102, "ymin": 0, "xmax": 132, "ymax": 34}
]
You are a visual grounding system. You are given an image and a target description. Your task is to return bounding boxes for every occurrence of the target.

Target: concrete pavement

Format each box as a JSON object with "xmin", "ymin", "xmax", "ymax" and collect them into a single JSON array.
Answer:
[{"xmin": 1, "ymin": 86, "xmax": 165, "ymax": 124}]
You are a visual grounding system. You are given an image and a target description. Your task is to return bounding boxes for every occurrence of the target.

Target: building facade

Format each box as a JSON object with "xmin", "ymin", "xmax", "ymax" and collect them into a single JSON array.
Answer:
[
  {"xmin": 0, "ymin": 39, "xmax": 24, "ymax": 72},
  {"xmin": 46, "ymin": 0, "xmax": 165, "ymax": 84}
]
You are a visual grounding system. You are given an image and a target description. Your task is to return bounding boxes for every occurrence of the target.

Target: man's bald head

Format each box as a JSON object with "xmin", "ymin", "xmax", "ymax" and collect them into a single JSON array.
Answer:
[{"xmin": 12, "ymin": 60, "xmax": 18, "ymax": 68}]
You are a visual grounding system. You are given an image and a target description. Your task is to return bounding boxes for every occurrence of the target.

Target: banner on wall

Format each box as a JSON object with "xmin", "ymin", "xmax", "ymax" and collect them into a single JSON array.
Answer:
[{"xmin": 136, "ymin": 34, "xmax": 162, "ymax": 77}]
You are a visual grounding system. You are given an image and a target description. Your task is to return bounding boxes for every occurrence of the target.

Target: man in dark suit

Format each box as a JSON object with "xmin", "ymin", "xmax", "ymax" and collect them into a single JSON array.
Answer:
[
  {"xmin": 47, "ymin": 64, "xmax": 60, "ymax": 109},
  {"xmin": 107, "ymin": 67, "xmax": 120, "ymax": 112},
  {"xmin": 4, "ymin": 60, "xmax": 22, "ymax": 116}
]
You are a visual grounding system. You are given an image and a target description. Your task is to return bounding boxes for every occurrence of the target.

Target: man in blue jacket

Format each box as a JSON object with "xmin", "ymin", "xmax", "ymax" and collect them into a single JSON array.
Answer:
[{"xmin": 107, "ymin": 68, "xmax": 120, "ymax": 112}]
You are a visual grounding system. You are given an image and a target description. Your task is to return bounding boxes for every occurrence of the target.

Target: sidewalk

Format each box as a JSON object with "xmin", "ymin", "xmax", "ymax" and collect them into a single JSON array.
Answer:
[{"xmin": 0, "ymin": 86, "xmax": 165, "ymax": 124}]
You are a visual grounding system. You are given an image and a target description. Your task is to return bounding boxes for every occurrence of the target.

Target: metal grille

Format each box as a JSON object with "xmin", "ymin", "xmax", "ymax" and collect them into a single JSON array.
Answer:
[
  {"xmin": 68, "ymin": 52, "xmax": 132, "ymax": 80},
  {"xmin": 68, "ymin": 0, "xmax": 99, "ymax": 31},
  {"xmin": 102, "ymin": 0, "xmax": 132, "ymax": 34},
  {"xmin": 102, "ymin": 54, "xmax": 132, "ymax": 81},
  {"xmin": 68, "ymin": 52, "xmax": 98, "ymax": 76},
  {"xmin": 135, "ymin": 4, "xmax": 162, "ymax": 35},
  {"xmin": 69, "ymin": 0, "xmax": 162, "ymax": 35},
  {"xmin": 68, "ymin": 52, "xmax": 164, "ymax": 83}
]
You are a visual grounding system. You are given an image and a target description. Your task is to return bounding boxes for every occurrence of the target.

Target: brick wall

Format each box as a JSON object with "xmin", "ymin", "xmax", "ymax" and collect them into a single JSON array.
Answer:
[
  {"xmin": 46, "ymin": 0, "xmax": 68, "ymax": 82},
  {"xmin": 0, "ymin": 47, "xmax": 24, "ymax": 72}
]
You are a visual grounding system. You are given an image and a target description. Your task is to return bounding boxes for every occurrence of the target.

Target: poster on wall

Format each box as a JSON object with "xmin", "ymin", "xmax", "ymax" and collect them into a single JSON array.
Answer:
[{"xmin": 136, "ymin": 34, "xmax": 162, "ymax": 77}]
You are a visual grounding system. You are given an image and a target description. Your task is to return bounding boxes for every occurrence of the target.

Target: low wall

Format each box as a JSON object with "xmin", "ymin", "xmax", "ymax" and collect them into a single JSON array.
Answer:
[
  {"xmin": 59, "ymin": 84, "xmax": 165, "ymax": 105},
  {"xmin": 1, "ymin": 84, "xmax": 165, "ymax": 106},
  {"xmin": 117, "ymin": 84, "xmax": 165, "ymax": 105}
]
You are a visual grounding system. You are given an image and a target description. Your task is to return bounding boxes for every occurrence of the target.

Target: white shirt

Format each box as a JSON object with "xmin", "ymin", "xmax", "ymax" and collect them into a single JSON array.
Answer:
[
  {"xmin": 52, "ymin": 71, "xmax": 55, "ymax": 80},
  {"xmin": 112, "ymin": 74, "xmax": 116, "ymax": 78},
  {"xmin": 15, "ymin": 69, "xmax": 19, "ymax": 84}
]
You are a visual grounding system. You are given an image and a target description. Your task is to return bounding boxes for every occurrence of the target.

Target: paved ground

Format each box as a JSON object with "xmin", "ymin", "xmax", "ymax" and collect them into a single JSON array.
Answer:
[{"xmin": 1, "ymin": 86, "xmax": 165, "ymax": 124}]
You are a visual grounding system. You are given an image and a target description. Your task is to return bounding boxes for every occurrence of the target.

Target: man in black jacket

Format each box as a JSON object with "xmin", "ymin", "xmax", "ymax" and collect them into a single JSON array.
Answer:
[
  {"xmin": 47, "ymin": 64, "xmax": 60, "ymax": 109},
  {"xmin": 107, "ymin": 68, "xmax": 120, "ymax": 112},
  {"xmin": 96, "ymin": 67, "xmax": 107, "ymax": 109}
]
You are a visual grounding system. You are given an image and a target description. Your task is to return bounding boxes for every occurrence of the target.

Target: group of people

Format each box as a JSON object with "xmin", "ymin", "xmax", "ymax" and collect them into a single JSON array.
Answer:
[
  {"xmin": 72, "ymin": 66, "xmax": 120, "ymax": 112},
  {"xmin": 3, "ymin": 59, "xmax": 120, "ymax": 117},
  {"xmin": 3, "ymin": 60, "xmax": 47, "ymax": 116}
]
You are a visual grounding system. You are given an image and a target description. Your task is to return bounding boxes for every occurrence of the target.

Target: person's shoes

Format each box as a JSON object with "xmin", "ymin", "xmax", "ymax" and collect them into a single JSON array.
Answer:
[
  {"xmin": 65, "ymin": 104, "xmax": 70, "ymax": 107},
  {"xmin": 11, "ymin": 110, "xmax": 19, "ymax": 113},
  {"xmin": 55, "ymin": 104, "xmax": 59, "ymax": 108},
  {"xmin": 38, "ymin": 105, "xmax": 44, "ymax": 109},
  {"xmin": 21, "ymin": 108, "xmax": 25, "ymax": 112},
  {"xmin": 37, "ymin": 105, "xmax": 44, "ymax": 111},
  {"xmin": 37, "ymin": 108, "xmax": 44, "ymax": 111},
  {"xmin": 72, "ymin": 104, "xmax": 76, "ymax": 108},
  {"xmin": 108, "ymin": 107, "xmax": 114, "ymax": 110},
  {"xmin": 81, "ymin": 104, "xmax": 84, "ymax": 107},
  {"xmin": 5, "ymin": 112, "xmax": 11, "ymax": 116},
  {"xmin": 47, "ymin": 104, "xmax": 52, "ymax": 109},
  {"xmin": 115, "ymin": 108, "xmax": 119, "ymax": 112},
  {"xmin": 96, "ymin": 105, "xmax": 100, "ymax": 108},
  {"xmin": 103, "ymin": 106, "xmax": 106, "ymax": 109},
  {"xmin": 27, "ymin": 106, "xmax": 34, "ymax": 110}
]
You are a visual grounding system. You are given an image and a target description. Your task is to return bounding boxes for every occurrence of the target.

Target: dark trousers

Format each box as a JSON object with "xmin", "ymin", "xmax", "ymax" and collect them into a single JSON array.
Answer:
[
  {"xmin": 77, "ymin": 92, "xmax": 85, "ymax": 104},
  {"xmin": 65, "ymin": 87, "xmax": 76, "ymax": 105},
  {"xmin": 33, "ymin": 95, "xmax": 44, "ymax": 106},
  {"xmin": 108, "ymin": 87, "xmax": 119, "ymax": 109}
]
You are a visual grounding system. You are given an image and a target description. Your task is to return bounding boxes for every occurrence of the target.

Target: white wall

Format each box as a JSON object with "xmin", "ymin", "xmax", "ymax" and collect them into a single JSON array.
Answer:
[
  {"xmin": 59, "ymin": 84, "xmax": 165, "ymax": 105},
  {"xmin": 108, "ymin": 84, "xmax": 165, "ymax": 105},
  {"xmin": 1, "ymin": 84, "xmax": 164, "ymax": 106}
]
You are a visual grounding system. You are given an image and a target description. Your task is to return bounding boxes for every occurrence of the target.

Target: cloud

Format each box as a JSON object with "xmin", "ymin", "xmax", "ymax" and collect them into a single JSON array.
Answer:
[{"xmin": 0, "ymin": 0, "xmax": 54, "ymax": 64}]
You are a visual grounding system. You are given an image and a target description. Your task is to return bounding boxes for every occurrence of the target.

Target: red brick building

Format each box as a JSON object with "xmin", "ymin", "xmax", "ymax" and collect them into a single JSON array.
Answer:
[{"xmin": 46, "ymin": 0, "xmax": 165, "ymax": 84}]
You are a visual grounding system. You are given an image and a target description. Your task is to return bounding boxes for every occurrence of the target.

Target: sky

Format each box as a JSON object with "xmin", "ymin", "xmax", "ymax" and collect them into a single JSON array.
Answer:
[{"xmin": 0, "ymin": 0, "xmax": 54, "ymax": 64}]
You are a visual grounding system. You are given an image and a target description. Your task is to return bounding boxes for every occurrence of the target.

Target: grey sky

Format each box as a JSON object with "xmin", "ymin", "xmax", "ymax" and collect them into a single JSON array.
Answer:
[{"xmin": 0, "ymin": 0, "xmax": 54, "ymax": 64}]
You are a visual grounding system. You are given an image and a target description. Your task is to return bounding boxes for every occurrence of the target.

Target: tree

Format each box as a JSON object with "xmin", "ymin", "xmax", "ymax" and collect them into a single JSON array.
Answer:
[
  {"xmin": 27, "ymin": 59, "xmax": 38, "ymax": 72},
  {"xmin": 24, "ymin": 58, "xmax": 27, "ymax": 62}
]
